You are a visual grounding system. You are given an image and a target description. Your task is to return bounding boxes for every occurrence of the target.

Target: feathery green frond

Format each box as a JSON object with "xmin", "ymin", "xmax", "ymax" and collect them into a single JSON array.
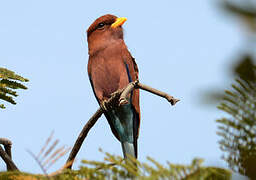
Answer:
[
  {"xmin": 0, "ymin": 79, "xmax": 28, "ymax": 90},
  {"xmin": 0, "ymin": 152, "xmax": 231, "ymax": 179},
  {"xmin": 0, "ymin": 87, "xmax": 18, "ymax": 97},
  {"xmin": 0, "ymin": 68, "xmax": 28, "ymax": 109},
  {"xmin": 0, "ymin": 93, "xmax": 16, "ymax": 105},
  {"xmin": 75, "ymin": 152, "xmax": 230, "ymax": 180},
  {"xmin": 217, "ymin": 63, "xmax": 256, "ymax": 179},
  {"xmin": 0, "ymin": 68, "xmax": 29, "ymax": 82}
]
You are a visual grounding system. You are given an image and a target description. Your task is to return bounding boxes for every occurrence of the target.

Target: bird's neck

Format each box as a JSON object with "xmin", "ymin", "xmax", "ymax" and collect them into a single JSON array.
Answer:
[{"xmin": 88, "ymin": 38, "xmax": 124, "ymax": 57}]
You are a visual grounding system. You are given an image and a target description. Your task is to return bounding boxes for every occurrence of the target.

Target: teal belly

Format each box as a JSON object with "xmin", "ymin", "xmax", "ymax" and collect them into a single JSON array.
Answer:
[{"xmin": 107, "ymin": 103, "xmax": 134, "ymax": 143}]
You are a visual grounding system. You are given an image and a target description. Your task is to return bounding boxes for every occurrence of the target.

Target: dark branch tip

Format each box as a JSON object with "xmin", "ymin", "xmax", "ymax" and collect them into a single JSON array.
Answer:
[{"xmin": 170, "ymin": 98, "xmax": 180, "ymax": 105}]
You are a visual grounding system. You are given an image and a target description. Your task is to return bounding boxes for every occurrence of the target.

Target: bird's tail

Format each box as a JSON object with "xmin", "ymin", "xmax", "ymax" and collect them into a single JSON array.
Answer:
[{"xmin": 121, "ymin": 141, "xmax": 136, "ymax": 159}]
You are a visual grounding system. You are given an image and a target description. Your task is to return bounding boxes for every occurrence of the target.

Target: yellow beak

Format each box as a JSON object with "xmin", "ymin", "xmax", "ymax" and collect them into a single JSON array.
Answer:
[{"xmin": 111, "ymin": 17, "xmax": 127, "ymax": 28}]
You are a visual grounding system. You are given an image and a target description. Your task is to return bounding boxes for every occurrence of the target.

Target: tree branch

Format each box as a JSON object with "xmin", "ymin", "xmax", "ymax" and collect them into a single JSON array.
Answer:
[
  {"xmin": 0, "ymin": 138, "xmax": 19, "ymax": 171},
  {"xmin": 137, "ymin": 82, "xmax": 180, "ymax": 105},
  {"xmin": 65, "ymin": 81, "xmax": 179, "ymax": 169},
  {"xmin": 65, "ymin": 108, "xmax": 103, "ymax": 169},
  {"xmin": 119, "ymin": 80, "xmax": 180, "ymax": 105},
  {"xmin": 119, "ymin": 80, "xmax": 139, "ymax": 105},
  {"xmin": 65, "ymin": 90, "xmax": 122, "ymax": 169}
]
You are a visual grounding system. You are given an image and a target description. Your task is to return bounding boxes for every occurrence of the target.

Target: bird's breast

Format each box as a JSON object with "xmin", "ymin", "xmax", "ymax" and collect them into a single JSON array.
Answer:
[{"xmin": 89, "ymin": 50, "xmax": 129, "ymax": 100}]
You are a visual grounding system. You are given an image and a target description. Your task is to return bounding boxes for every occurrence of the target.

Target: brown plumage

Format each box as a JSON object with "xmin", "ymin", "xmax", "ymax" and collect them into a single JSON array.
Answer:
[{"xmin": 87, "ymin": 14, "xmax": 140, "ymax": 158}]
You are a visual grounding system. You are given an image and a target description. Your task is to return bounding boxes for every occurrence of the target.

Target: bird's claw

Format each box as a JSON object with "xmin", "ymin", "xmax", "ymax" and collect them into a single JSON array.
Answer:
[
  {"xmin": 119, "ymin": 97, "xmax": 128, "ymax": 106},
  {"xmin": 110, "ymin": 90, "xmax": 121, "ymax": 98},
  {"xmin": 101, "ymin": 100, "xmax": 110, "ymax": 112}
]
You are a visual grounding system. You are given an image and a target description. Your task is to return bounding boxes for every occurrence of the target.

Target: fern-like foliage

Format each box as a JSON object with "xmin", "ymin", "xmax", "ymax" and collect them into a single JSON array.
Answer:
[
  {"xmin": 217, "ymin": 65, "xmax": 256, "ymax": 179},
  {"xmin": 74, "ymin": 152, "xmax": 230, "ymax": 180},
  {"xmin": 0, "ymin": 152, "xmax": 231, "ymax": 180},
  {"xmin": 0, "ymin": 68, "xmax": 28, "ymax": 109}
]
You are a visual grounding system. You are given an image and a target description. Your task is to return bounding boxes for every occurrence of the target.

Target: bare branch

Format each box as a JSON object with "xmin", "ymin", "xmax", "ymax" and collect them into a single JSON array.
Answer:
[
  {"xmin": 46, "ymin": 147, "xmax": 71, "ymax": 170},
  {"xmin": 27, "ymin": 149, "xmax": 48, "ymax": 177},
  {"xmin": 0, "ymin": 138, "xmax": 12, "ymax": 161},
  {"xmin": 137, "ymin": 82, "xmax": 180, "ymax": 105},
  {"xmin": 0, "ymin": 138, "xmax": 18, "ymax": 171},
  {"xmin": 119, "ymin": 80, "xmax": 139, "ymax": 105},
  {"xmin": 27, "ymin": 132, "xmax": 69, "ymax": 177},
  {"xmin": 119, "ymin": 81, "xmax": 180, "ymax": 105},
  {"xmin": 37, "ymin": 131, "xmax": 54, "ymax": 159},
  {"xmin": 0, "ymin": 138, "xmax": 12, "ymax": 147},
  {"xmin": 42, "ymin": 139, "xmax": 59, "ymax": 160},
  {"xmin": 66, "ymin": 108, "xmax": 103, "ymax": 169},
  {"xmin": 43, "ymin": 145, "xmax": 65, "ymax": 167}
]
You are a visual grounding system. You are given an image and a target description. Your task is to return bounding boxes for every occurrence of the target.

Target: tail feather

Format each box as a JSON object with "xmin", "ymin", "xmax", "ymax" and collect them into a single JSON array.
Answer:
[{"xmin": 121, "ymin": 142, "xmax": 136, "ymax": 159}]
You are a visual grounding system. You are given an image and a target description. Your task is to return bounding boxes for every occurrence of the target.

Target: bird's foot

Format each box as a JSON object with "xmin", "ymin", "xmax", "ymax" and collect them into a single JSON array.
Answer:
[
  {"xmin": 110, "ymin": 89, "xmax": 129, "ymax": 106},
  {"xmin": 110, "ymin": 90, "xmax": 122, "ymax": 99},
  {"xmin": 110, "ymin": 90, "xmax": 126, "ymax": 106},
  {"xmin": 101, "ymin": 100, "xmax": 110, "ymax": 112},
  {"xmin": 100, "ymin": 90, "xmax": 125, "ymax": 111},
  {"xmin": 119, "ymin": 97, "xmax": 129, "ymax": 106}
]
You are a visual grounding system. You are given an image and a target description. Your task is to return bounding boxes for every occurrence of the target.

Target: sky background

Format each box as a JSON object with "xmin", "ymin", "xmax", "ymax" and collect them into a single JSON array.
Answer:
[{"xmin": 0, "ymin": 0, "xmax": 244, "ymax": 174}]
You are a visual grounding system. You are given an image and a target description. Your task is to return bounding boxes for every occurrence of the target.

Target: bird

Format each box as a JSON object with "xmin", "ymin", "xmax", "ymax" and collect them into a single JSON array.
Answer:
[{"xmin": 87, "ymin": 14, "xmax": 140, "ymax": 159}]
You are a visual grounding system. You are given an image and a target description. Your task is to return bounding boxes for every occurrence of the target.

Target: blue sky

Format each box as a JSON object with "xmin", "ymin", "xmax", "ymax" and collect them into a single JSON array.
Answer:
[{"xmin": 0, "ymin": 0, "xmax": 243, "ymax": 174}]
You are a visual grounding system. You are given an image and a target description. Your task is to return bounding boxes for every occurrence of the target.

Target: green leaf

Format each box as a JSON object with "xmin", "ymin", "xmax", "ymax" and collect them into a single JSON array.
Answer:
[
  {"xmin": 217, "ymin": 64, "xmax": 256, "ymax": 179},
  {"xmin": 0, "ymin": 92, "xmax": 16, "ymax": 104},
  {"xmin": 0, "ymin": 68, "xmax": 29, "ymax": 82},
  {"xmin": 0, "ymin": 68, "xmax": 28, "ymax": 109}
]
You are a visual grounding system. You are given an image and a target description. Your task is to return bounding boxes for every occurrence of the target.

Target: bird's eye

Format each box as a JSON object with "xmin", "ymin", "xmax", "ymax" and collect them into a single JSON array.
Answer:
[{"xmin": 97, "ymin": 23, "xmax": 105, "ymax": 29}]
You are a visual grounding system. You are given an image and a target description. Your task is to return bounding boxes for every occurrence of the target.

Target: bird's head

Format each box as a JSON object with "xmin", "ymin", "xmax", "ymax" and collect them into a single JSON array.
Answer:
[{"xmin": 87, "ymin": 14, "xmax": 127, "ymax": 56}]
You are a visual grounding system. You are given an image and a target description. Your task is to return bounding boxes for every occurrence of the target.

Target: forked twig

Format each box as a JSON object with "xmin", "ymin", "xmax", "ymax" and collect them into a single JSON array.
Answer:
[
  {"xmin": 119, "ymin": 80, "xmax": 180, "ymax": 105},
  {"xmin": 66, "ymin": 80, "xmax": 179, "ymax": 169},
  {"xmin": 0, "ymin": 138, "xmax": 18, "ymax": 171}
]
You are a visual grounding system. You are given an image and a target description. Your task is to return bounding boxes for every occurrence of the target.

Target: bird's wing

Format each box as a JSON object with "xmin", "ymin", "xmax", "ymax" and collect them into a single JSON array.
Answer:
[
  {"xmin": 87, "ymin": 56, "xmax": 99, "ymax": 103},
  {"xmin": 123, "ymin": 52, "xmax": 140, "ymax": 157}
]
